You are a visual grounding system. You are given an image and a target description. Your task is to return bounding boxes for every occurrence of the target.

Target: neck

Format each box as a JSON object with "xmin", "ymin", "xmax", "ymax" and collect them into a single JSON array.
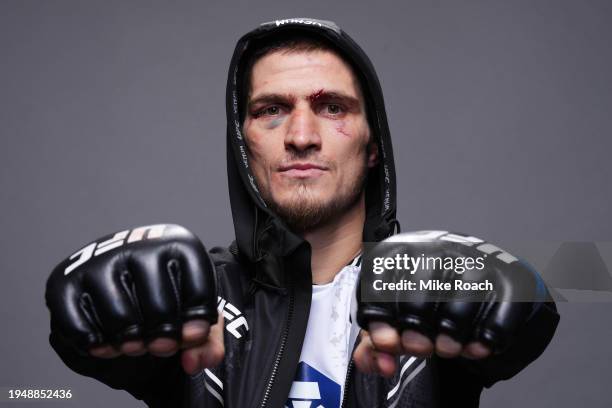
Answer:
[{"xmin": 302, "ymin": 194, "xmax": 365, "ymax": 285}]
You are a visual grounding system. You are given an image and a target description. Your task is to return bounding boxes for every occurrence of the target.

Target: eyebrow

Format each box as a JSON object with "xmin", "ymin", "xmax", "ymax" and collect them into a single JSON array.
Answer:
[
  {"xmin": 247, "ymin": 93, "xmax": 296, "ymax": 111},
  {"xmin": 247, "ymin": 89, "xmax": 362, "ymax": 112}
]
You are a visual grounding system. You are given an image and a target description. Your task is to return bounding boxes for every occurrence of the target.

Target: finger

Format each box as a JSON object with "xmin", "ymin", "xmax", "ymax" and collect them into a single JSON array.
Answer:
[
  {"xmin": 475, "ymin": 256, "xmax": 540, "ymax": 351},
  {"xmin": 79, "ymin": 266, "xmax": 147, "ymax": 347},
  {"xmin": 129, "ymin": 254, "xmax": 182, "ymax": 342},
  {"xmin": 434, "ymin": 334, "xmax": 462, "ymax": 358},
  {"xmin": 394, "ymin": 244, "xmax": 440, "ymax": 339},
  {"xmin": 400, "ymin": 329, "xmax": 433, "ymax": 357},
  {"xmin": 476, "ymin": 301, "xmax": 533, "ymax": 351},
  {"xmin": 181, "ymin": 312, "xmax": 225, "ymax": 375},
  {"xmin": 173, "ymin": 236, "xmax": 219, "ymax": 325},
  {"xmin": 461, "ymin": 341, "xmax": 491, "ymax": 360},
  {"xmin": 368, "ymin": 322, "xmax": 401, "ymax": 354},
  {"xmin": 147, "ymin": 337, "xmax": 179, "ymax": 357},
  {"xmin": 353, "ymin": 332, "xmax": 377, "ymax": 374},
  {"xmin": 353, "ymin": 331, "xmax": 397, "ymax": 378},
  {"xmin": 89, "ymin": 344, "xmax": 121, "ymax": 359},
  {"xmin": 356, "ymin": 242, "xmax": 399, "ymax": 332},
  {"xmin": 181, "ymin": 320, "xmax": 211, "ymax": 348},
  {"xmin": 119, "ymin": 340, "xmax": 146, "ymax": 356},
  {"xmin": 374, "ymin": 351, "xmax": 397, "ymax": 378},
  {"xmin": 436, "ymin": 301, "xmax": 482, "ymax": 344},
  {"xmin": 46, "ymin": 246, "xmax": 112, "ymax": 351},
  {"xmin": 46, "ymin": 287, "xmax": 106, "ymax": 351}
]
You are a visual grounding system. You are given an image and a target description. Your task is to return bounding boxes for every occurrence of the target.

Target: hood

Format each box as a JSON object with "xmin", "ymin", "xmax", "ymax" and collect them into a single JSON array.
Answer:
[{"xmin": 225, "ymin": 17, "xmax": 399, "ymax": 285}]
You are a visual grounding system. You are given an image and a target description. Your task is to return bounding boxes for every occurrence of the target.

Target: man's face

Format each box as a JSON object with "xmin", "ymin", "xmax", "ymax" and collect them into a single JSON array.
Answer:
[{"xmin": 243, "ymin": 49, "xmax": 378, "ymax": 232}]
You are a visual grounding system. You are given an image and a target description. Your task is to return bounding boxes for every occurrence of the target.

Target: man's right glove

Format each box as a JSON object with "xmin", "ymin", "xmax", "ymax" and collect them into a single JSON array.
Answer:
[{"xmin": 45, "ymin": 224, "xmax": 223, "ymax": 374}]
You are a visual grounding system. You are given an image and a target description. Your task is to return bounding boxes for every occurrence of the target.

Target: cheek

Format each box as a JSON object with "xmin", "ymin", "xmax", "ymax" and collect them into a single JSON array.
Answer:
[
  {"xmin": 326, "ymin": 138, "xmax": 369, "ymax": 181},
  {"xmin": 264, "ymin": 116, "xmax": 287, "ymax": 130},
  {"xmin": 244, "ymin": 131, "xmax": 267, "ymax": 170},
  {"xmin": 331, "ymin": 117, "xmax": 369, "ymax": 143},
  {"xmin": 245, "ymin": 119, "xmax": 285, "ymax": 159},
  {"xmin": 244, "ymin": 133, "xmax": 280, "ymax": 179},
  {"xmin": 327, "ymin": 120, "xmax": 369, "ymax": 158},
  {"xmin": 334, "ymin": 120, "xmax": 351, "ymax": 138}
]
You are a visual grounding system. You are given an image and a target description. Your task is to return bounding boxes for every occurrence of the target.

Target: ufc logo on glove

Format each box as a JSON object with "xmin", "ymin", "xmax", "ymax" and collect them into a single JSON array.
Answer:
[{"xmin": 64, "ymin": 225, "xmax": 168, "ymax": 275}]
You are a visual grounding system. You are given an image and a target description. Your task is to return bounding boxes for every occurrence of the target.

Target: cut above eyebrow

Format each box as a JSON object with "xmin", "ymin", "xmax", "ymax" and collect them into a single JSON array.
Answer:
[
  {"xmin": 308, "ymin": 90, "xmax": 361, "ymax": 109},
  {"xmin": 308, "ymin": 89, "xmax": 361, "ymax": 113},
  {"xmin": 247, "ymin": 90, "xmax": 362, "ymax": 111}
]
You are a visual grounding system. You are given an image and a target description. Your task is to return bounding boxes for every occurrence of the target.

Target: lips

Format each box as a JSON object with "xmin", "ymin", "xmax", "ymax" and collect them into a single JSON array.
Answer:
[{"xmin": 278, "ymin": 162, "xmax": 328, "ymax": 178}]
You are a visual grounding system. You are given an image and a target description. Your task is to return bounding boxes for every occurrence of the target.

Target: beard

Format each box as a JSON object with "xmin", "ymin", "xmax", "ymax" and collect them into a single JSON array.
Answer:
[{"xmin": 260, "ymin": 159, "xmax": 369, "ymax": 233}]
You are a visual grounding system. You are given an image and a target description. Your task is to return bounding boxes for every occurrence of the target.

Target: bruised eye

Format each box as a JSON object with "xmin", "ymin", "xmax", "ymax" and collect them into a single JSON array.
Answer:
[
  {"xmin": 254, "ymin": 106, "xmax": 281, "ymax": 118},
  {"xmin": 265, "ymin": 106, "xmax": 280, "ymax": 115}
]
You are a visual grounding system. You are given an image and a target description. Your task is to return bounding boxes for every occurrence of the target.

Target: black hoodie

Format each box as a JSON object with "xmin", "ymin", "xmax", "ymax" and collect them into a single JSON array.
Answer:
[
  {"xmin": 225, "ymin": 17, "xmax": 399, "ymax": 269},
  {"xmin": 49, "ymin": 18, "xmax": 559, "ymax": 408}
]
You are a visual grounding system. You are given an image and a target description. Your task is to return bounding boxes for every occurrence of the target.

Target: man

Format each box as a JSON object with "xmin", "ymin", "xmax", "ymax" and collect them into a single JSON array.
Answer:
[{"xmin": 45, "ymin": 18, "xmax": 559, "ymax": 407}]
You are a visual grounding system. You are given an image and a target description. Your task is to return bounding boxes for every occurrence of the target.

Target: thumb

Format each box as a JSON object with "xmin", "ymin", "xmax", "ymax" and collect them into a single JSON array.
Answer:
[
  {"xmin": 181, "ymin": 312, "xmax": 225, "ymax": 375},
  {"xmin": 353, "ymin": 330, "xmax": 397, "ymax": 378}
]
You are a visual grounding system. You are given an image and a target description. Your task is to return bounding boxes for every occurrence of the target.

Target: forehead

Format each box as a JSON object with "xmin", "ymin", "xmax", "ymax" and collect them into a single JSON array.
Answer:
[{"xmin": 248, "ymin": 49, "xmax": 363, "ymax": 98}]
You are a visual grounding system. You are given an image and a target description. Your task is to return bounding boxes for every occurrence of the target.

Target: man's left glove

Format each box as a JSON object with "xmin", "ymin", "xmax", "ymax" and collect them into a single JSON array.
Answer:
[{"xmin": 354, "ymin": 231, "xmax": 551, "ymax": 377}]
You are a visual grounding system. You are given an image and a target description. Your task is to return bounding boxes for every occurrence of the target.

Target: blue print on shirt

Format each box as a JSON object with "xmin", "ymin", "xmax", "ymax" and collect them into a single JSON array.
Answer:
[{"xmin": 285, "ymin": 361, "xmax": 341, "ymax": 408}]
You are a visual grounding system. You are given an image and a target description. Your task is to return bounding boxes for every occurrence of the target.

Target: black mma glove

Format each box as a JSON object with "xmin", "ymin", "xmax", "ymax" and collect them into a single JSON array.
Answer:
[
  {"xmin": 45, "ymin": 224, "xmax": 218, "ymax": 355},
  {"xmin": 356, "ymin": 231, "xmax": 554, "ymax": 367}
]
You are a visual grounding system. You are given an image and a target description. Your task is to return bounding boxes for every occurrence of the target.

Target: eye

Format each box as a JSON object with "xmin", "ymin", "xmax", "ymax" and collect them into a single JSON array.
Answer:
[
  {"xmin": 265, "ymin": 106, "xmax": 280, "ymax": 115},
  {"xmin": 253, "ymin": 105, "xmax": 281, "ymax": 118},
  {"xmin": 325, "ymin": 104, "xmax": 344, "ymax": 115}
]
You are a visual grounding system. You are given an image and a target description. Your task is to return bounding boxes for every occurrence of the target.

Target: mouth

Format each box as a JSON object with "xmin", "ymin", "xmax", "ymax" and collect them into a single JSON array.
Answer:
[{"xmin": 278, "ymin": 162, "xmax": 328, "ymax": 179}]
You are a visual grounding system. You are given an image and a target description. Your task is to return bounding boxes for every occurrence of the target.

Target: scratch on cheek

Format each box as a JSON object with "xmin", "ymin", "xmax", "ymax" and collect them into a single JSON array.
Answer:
[
  {"xmin": 265, "ymin": 116, "xmax": 286, "ymax": 129},
  {"xmin": 335, "ymin": 121, "xmax": 351, "ymax": 138}
]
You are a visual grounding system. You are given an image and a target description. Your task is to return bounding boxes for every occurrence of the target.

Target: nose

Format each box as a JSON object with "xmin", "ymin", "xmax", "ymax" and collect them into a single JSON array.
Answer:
[{"xmin": 284, "ymin": 104, "xmax": 321, "ymax": 153}]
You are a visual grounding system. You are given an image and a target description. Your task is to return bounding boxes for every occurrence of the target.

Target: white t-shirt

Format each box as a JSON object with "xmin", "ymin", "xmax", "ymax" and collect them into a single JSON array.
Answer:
[{"xmin": 285, "ymin": 255, "xmax": 362, "ymax": 408}]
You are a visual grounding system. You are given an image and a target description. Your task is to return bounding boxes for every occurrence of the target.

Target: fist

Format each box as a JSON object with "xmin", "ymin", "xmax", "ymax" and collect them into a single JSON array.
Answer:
[
  {"xmin": 354, "ymin": 231, "xmax": 543, "ymax": 377},
  {"xmin": 45, "ymin": 224, "xmax": 223, "ymax": 374}
]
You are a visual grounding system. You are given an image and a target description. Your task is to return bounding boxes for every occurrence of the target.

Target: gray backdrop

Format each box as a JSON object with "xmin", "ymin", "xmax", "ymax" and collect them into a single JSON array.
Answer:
[{"xmin": 1, "ymin": 0, "xmax": 611, "ymax": 406}]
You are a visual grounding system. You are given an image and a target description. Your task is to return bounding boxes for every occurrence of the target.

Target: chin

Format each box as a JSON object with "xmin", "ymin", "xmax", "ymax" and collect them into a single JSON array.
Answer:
[{"xmin": 275, "ymin": 188, "xmax": 330, "ymax": 208}]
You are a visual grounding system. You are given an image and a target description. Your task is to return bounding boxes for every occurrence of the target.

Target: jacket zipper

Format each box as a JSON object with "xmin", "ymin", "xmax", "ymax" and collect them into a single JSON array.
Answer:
[
  {"xmin": 340, "ymin": 359, "xmax": 355, "ymax": 408},
  {"xmin": 259, "ymin": 287, "xmax": 295, "ymax": 408}
]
